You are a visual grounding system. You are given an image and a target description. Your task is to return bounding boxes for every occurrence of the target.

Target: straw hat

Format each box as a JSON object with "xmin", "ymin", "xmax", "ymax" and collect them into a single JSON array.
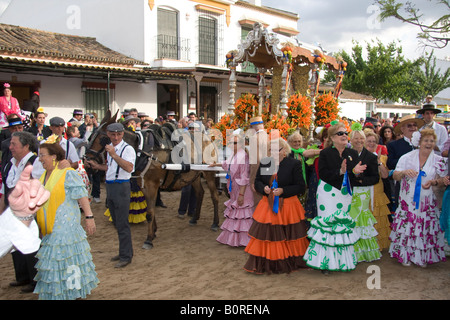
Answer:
[
  {"xmin": 394, "ymin": 114, "xmax": 425, "ymax": 134},
  {"xmin": 249, "ymin": 116, "xmax": 263, "ymax": 126}
]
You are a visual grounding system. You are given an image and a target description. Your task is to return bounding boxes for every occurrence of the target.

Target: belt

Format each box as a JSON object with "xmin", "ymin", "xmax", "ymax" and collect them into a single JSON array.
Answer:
[{"xmin": 105, "ymin": 179, "xmax": 130, "ymax": 184}]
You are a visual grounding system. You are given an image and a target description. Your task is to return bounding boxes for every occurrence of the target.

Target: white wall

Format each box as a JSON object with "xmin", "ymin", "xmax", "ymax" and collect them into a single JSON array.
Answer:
[
  {"xmin": 338, "ymin": 100, "xmax": 367, "ymax": 121},
  {"xmin": 0, "ymin": 71, "xmax": 84, "ymax": 125}
]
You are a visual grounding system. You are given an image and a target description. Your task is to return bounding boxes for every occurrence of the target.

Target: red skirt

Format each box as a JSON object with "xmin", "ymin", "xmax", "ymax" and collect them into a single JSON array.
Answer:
[{"xmin": 244, "ymin": 196, "xmax": 310, "ymax": 274}]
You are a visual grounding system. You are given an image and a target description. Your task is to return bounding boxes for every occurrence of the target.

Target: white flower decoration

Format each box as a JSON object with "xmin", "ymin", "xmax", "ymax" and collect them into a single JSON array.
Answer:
[{"xmin": 411, "ymin": 131, "xmax": 421, "ymax": 147}]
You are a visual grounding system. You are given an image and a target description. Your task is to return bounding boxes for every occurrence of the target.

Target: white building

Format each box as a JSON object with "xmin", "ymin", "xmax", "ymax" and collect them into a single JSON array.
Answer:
[{"xmin": 0, "ymin": 0, "xmax": 301, "ymax": 123}]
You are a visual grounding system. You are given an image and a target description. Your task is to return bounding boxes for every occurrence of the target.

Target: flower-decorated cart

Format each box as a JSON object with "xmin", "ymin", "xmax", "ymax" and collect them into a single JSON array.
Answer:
[{"xmin": 222, "ymin": 22, "xmax": 347, "ymax": 142}]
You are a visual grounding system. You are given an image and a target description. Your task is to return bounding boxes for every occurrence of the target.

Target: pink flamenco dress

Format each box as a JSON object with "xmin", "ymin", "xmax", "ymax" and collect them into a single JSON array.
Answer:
[
  {"xmin": 216, "ymin": 148, "xmax": 254, "ymax": 247},
  {"xmin": 0, "ymin": 95, "xmax": 22, "ymax": 128}
]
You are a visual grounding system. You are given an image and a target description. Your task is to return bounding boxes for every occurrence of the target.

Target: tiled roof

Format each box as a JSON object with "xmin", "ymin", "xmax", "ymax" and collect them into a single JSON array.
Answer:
[{"xmin": 0, "ymin": 23, "xmax": 145, "ymax": 67}]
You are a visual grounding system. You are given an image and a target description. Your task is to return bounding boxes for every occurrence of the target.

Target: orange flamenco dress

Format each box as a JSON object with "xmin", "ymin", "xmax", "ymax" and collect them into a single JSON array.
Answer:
[{"xmin": 244, "ymin": 157, "xmax": 310, "ymax": 275}]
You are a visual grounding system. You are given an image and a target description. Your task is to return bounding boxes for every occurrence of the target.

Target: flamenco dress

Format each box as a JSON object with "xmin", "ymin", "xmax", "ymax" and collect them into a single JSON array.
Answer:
[
  {"xmin": 34, "ymin": 168, "xmax": 99, "ymax": 300},
  {"xmin": 104, "ymin": 178, "xmax": 147, "ymax": 224},
  {"xmin": 244, "ymin": 157, "xmax": 309, "ymax": 274},
  {"xmin": 371, "ymin": 155, "xmax": 392, "ymax": 251},
  {"xmin": 304, "ymin": 177, "xmax": 360, "ymax": 272},
  {"xmin": 389, "ymin": 150, "xmax": 447, "ymax": 266},
  {"xmin": 348, "ymin": 185, "xmax": 381, "ymax": 262},
  {"xmin": 216, "ymin": 148, "xmax": 254, "ymax": 247}
]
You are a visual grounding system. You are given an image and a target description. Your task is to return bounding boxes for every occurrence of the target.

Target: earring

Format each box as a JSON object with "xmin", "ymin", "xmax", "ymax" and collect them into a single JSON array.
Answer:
[{"xmin": 52, "ymin": 158, "xmax": 56, "ymax": 167}]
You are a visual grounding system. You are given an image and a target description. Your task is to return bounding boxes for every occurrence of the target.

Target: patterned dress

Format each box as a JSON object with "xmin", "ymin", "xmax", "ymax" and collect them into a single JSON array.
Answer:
[
  {"xmin": 389, "ymin": 149, "xmax": 448, "ymax": 266},
  {"xmin": 304, "ymin": 146, "xmax": 360, "ymax": 272},
  {"xmin": 34, "ymin": 168, "xmax": 99, "ymax": 300}
]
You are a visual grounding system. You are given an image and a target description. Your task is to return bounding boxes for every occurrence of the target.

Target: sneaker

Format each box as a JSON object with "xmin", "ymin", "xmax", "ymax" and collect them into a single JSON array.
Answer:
[{"xmin": 93, "ymin": 197, "xmax": 101, "ymax": 203}]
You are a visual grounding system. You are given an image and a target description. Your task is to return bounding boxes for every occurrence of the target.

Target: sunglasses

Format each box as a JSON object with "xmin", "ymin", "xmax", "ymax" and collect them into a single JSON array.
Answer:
[{"xmin": 335, "ymin": 131, "xmax": 349, "ymax": 136}]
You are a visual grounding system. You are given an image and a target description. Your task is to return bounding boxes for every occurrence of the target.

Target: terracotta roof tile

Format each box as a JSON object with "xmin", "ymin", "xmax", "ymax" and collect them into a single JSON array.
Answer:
[{"xmin": 0, "ymin": 23, "xmax": 145, "ymax": 67}]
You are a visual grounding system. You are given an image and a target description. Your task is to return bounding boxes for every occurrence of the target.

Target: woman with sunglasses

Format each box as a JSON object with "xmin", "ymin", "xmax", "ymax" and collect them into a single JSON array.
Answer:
[{"xmin": 304, "ymin": 122, "xmax": 366, "ymax": 273}]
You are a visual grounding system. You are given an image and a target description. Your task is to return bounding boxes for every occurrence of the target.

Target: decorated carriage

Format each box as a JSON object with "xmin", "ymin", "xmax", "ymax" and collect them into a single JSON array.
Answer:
[{"xmin": 216, "ymin": 22, "xmax": 349, "ymax": 143}]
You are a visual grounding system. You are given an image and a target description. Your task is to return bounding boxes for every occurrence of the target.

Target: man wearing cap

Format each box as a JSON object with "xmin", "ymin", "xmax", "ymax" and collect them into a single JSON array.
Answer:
[
  {"xmin": 417, "ymin": 102, "xmax": 448, "ymax": 155},
  {"xmin": 86, "ymin": 123, "xmax": 136, "ymax": 268},
  {"xmin": 69, "ymin": 109, "xmax": 83, "ymax": 125},
  {"xmin": 49, "ymin": 117, "xmax": 80, "ymax": 167},
  {"xmin": 248, "ymin": 116, "xmax": 267, "ymax": 205},
  {"xmin": 387, "ymin": 114, "xmax": 425, "ymax": 212}
]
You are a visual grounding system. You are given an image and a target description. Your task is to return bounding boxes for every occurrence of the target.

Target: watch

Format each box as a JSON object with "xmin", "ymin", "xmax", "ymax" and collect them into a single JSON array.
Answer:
[{"xmin": 13, "ymin": 213, "xmax": 36, "ymax": 221}]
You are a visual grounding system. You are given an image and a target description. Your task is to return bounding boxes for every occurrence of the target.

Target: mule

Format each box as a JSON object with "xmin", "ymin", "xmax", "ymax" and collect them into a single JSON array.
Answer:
[{"xmin": 84, "ymin": 110, "xmax": 221, "ymax": 250}]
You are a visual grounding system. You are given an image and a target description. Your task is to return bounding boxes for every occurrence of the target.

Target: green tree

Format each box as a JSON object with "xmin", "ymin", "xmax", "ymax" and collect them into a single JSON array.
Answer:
[
  {"xmin": 375, "ymin": 0, "xmax": 450, "ymax": 49},
  {"xmin": 406, "ymin": 50, "xmax": 450, "ymax": 103},
  {"xmin": 325, "ymin": 39, "xmax": 420, "ymax": 103}
]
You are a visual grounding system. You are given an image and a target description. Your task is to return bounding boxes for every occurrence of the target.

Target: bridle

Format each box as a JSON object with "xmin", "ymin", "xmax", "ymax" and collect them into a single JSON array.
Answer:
[{"xmin": 83, "ymin": 122, "xmax": 110, "ymax": 165}]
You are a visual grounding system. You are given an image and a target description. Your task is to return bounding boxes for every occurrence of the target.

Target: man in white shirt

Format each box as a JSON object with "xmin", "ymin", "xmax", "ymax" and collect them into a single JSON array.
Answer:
[
  {"xmin": 86, "ymin": 123, "xmax": 136, "ymax": 268},
  {"xmin": 0, "ymin": 165, "xmax": 49, "ymax": 258},
  {"xmin": 0, "ymin": 131, "xmax": 42, "ymax": 293},
  {"xmin": 417, "ymin": 102, "xmax": 449, "ymax": 155}
]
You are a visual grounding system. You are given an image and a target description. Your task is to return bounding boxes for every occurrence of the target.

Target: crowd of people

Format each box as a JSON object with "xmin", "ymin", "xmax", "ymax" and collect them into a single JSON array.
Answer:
[{"xmin": 0, "ymin": 80, "xmax": 449, "ymax": 300}]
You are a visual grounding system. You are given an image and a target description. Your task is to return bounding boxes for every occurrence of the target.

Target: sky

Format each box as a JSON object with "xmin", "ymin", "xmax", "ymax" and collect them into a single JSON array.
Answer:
[{"xmin": 262, "ymin": 0, "xmax": 450, "ymax": 61}]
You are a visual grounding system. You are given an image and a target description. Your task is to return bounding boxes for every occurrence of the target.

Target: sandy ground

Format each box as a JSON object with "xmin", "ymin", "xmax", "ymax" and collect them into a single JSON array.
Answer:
[{"xmin": 0, "ymin": 180, "xmax": 449, "ymax": 302}]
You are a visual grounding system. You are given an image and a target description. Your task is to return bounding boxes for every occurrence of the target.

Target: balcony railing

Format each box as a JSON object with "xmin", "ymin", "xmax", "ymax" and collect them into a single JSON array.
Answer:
[{"xmin": 156, "ymin": 34, "xmax": 190, "ymax": 61}]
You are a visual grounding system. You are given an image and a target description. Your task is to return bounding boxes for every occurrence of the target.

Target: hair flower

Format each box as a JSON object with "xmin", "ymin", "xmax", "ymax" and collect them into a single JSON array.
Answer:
[{"xmin": 44, "ymin": 134, "xmax": 59, "ymax": 144}]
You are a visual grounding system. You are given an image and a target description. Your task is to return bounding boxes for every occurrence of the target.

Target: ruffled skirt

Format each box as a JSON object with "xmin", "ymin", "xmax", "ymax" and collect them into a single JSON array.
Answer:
[
  {"xmin": 216, "ymin": 197, "xmax": 253, "ymax": 247},
  {"xmin": 372, "ymin": 181, "xmax": 392, "ymax": 250},
  {"xmin": 244, "ymin": 196, "xmax": 309, "ymax": 274},
  {"xmin": 304, "ymin": 180, "xmax": 359, "ymax": 271},
  {"xmin": 389, "ymin": 195, "xmax": 446, "ymax": 266},
  {"xmin": 104, "ymin": 180, "xmax": 147, "ymax": 224},
  {"xmin": 348, "ymin": 186, "xmax": 381, "ymax": 262},
  {"xmin": 33, "ymin": 225, "xmax": 99, "ymax": 300}
]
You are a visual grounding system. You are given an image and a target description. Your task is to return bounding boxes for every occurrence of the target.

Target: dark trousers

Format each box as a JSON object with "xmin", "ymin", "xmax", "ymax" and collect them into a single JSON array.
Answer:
[
  {"xmin": 106, "ymin": 182, "xmax": 133, "ymax": 262},
  {"xmin": 178, "ymin": 185, "xmax": 197, "ymax": 216},
  {"xmin": 11, "ymin": 250, "xmax": 38, "ymax": 285},
  {"xmin": 90, "ymin": 171, "xmax": 103, "ymax": 198}
]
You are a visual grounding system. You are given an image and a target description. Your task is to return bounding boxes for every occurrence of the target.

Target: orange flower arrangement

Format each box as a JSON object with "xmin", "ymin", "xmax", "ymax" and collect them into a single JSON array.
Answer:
[
  {"xmin": 314, "ymin": 92, "xmax": 340, "ymax": 126},
  {"xmin": 287, "ymin": 92, "xmax": 312, "ymax": 130},
  {"xmin": 213, "ymin": 113, "xmax": 239, "ymax": 145},
  {"xmin": 233, "ymin": 93, "xmax": 258, "ymax": 125},
  {"xmin": 265, "ymin": 113, "xmax": 292, "ymax": 140}
]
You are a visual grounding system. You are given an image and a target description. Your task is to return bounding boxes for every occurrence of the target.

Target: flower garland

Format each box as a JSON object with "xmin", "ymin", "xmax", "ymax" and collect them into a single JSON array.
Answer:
[{"xmin": 314, "ymin": 92, "xmax": 340, "ymax": 126}]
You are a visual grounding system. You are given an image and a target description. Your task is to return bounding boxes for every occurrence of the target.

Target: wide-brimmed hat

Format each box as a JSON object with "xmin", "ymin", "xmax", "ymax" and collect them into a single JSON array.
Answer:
[
  {"xmin": 416, "ymin": 102, "xmax": 441, "ymax": 115},
  {"xmin": 4, "ymin": 116, "xmax": 22, "ymax": 128},
  {"xmin": 122, "ymin": 115, "xmax": 141, "ymax": 125},
  {"xmin": 72, "ymin": 109, "xmax": 83, "ymax": 115},
  {"xmin": 167, "ymin": 111, "xmax": 176, "ymax": 116},
  {"xmin": 394, "ymin": 114, "xmax": 425, "ymax": 134},
  {"xmin": 138, "ymin": 112, "xmax": 149, "ymax": 117}
]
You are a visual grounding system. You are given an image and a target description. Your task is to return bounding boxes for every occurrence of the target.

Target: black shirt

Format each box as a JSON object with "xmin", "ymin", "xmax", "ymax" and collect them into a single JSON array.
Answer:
[{"xmin": 254, "ymin": 156, "xmax": 305, "ymax": 198}]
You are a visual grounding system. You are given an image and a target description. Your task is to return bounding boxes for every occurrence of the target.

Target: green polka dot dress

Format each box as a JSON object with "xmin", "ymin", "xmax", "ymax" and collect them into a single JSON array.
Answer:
[{"xmin": 303, "ymin": 179, "xmax": 360, "ymax": 272}]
